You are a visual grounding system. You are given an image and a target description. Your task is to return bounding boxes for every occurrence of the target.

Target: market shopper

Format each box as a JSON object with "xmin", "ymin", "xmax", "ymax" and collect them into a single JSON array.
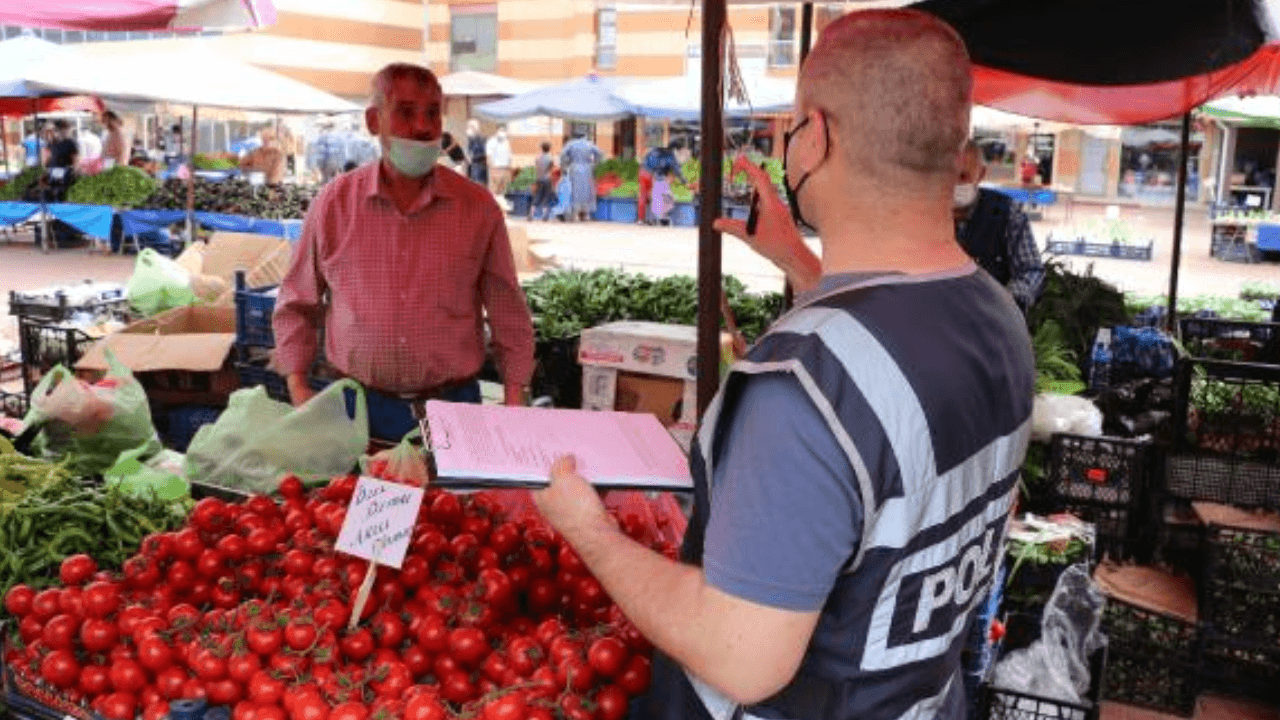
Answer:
[
  {"xmin": 639, "ymin": 140, "xmax": 687, "ymax": 224},
  {"xmin": 534, "ymin": 9, "xmax": 1035, "ymax": 720},
  {"xmin": 273, "ymin": 62, "xmax": 535, "ymax": 438},
  {"xmin": 560, "ymin": 133, "xmax": 604, "ymax": 221},
  {"xmin": 486, "ymin": 125, "xmax": 513, "ymax": 195},
  {"xmin": 47, "ymin": 120, "xmax": 78, "ymax": 170},
  {"xmin": 101, "ymin": 111, "xmax": 129, "ymax": 168},
  {"xmin": 239, "ymin": 129, "xmax": 287, "ymax": 185},
  {"xmin": 466, "ymin": 119, "xmax": 488, "ymax": 185},
  {"xmin": 530, "ymin": 141, "xmax": 556, "ymax": 220},
  {"xmin": 954, "ymin": 140, "xmax": 1046, "ymax": 313}
]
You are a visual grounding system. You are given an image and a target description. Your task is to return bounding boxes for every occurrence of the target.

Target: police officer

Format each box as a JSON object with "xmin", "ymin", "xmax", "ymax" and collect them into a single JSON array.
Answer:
[
  {"xmin": 954, "ymin": 140, "xmax": 1046, "ymax": 313},
  {"xmin": 534, "ymin": 9, "xmax": 1035, "ymax": 720}
]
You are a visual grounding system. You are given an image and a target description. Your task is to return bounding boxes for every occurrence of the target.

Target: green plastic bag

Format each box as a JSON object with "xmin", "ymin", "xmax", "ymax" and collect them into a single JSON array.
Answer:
[
  {"xmin": 22, "ymin": 352, "xmax": 162, "ymax": 476},
  {"xmin": 125, "ymin": 248, "xmax": 198, "ymax": 317},
  {"xmin": 360, "ymin": 427, "xmax": 428, "ymax": 486},
  {"xmin": 184, "ymin": 380, "xmax": 369, "ymax": 493},
  {"xmin": 104, "ymin": 446, "xmax": 190, "ymax": 501}
]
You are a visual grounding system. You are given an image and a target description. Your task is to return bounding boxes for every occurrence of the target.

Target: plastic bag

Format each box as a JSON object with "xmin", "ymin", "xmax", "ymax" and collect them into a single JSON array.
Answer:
[
  {"xmin": 126, "ymin": 248, "xmax": 199, "ymax": 317},
  {"xmin": 104, "ymin": 446, "xmax": 190, "ymax": 501},
  {"xmin": 22, "ymin": 352, "xmax": 161, "ymax": 475},
  {"xmin": 992, "ymin": 564, "xmax": 1107, "ymax": 707},
  {"xmin": 362, "ymin": 427, "xmax": 429, "ymax": 486},
  {"xmin": 184, "ymin": 380, "xmax": 368, "ymax": 493},
  {"xmin": 1031, "ymin": 394, "xmax": 1103, "ymax": 442}
]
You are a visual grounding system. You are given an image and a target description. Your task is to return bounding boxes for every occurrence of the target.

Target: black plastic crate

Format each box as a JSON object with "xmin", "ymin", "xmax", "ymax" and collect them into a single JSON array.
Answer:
[
  {"xmin": 1173, "ymin": 357, "xmax": 1280, "ymax": 464},
  {"xmin": 16, "ymin": 317, "xmax": 98, "ymax": 397},
  {"xmin": 235, "ymin": 360, "xmax": 290, "ymax": 403},
  {"xmin": 160, "ymin": 404, "xmax": 223, "ymax": 452},
  {"xmin": 978, "ymin": 641, "xmax": 1104, "ymax": 720},
  {"xmin": 234, "ymin": 271, "xmax": 278, "ymax": 348},
  {"xmin": 1199, "ymin": 507, "xmax": 1280, "ymax": 642},
  {"xmin": 1179, "ymin": 317, "xmax": 1280, "ymax": 364},
  {"xmin": 8, "ymin": 286, "xmax": 128, "ymax": 324},
  {"xmin": 1048, "ymin": 433, "xmax": 1152, "ymax": 507},
  {"xmin": 535, "ymin": 337, "xmax": 582, "ymax": 408},
  {"xmin": 1200, "ymin": 634, "xmax": 1280, "ymax": 706},
  {"xmin": 1164, "ymin": 453, "xmax": 1280, "ymax": 510},
  {"xmin": 1096, "ymin": 576, "xmax": 1200, "ymax": 717},
  {"xmin": 1153, "ymin": 501, "xmax": 1205, "ymax": 584}
]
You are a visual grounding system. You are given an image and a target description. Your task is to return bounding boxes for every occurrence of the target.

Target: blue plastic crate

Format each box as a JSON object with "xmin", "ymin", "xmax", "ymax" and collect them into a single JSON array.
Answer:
[
  {"xmin": 165, "ymin": 404, "xmax": 223, "ymax": 451},
  {"xmin": 609, "ymin": 198, "xmax": 638, "ymax": 224},
  {"xmin": 593, "ymin": 199, "xmax": 611, "ymax": 221},
  {"xmin": 234, "ymin": 272, "xmax": 278, "ymax": 348},
  {"xmin": 506, "ymin": 192, "xmax": 532, "ymax": 217},
  {"xmin": 236, "ymin": 361, "xmax": 289, "ymax": 402},
  {"xmin": 670, "ymin": 202, "xmax": 698, "ymax": 227}
]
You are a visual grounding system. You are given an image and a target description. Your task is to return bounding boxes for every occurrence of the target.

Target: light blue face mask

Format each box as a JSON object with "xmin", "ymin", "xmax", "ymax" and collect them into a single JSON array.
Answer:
[{"xmin": 386, "ymin": 136, "xmax": 442, "ymax": 178}]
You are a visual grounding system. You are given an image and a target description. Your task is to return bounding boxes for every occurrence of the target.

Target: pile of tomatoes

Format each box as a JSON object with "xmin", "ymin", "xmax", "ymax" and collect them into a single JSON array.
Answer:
[{"xmin": 2, "ymin": 474, "xmax": 673, "ymax": 720}]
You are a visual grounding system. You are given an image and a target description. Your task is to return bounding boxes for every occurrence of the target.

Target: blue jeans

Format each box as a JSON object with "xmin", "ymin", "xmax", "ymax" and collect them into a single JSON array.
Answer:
[{"xmin": 366, "ymin": 380, "xmax": 481, "ymax": 442}]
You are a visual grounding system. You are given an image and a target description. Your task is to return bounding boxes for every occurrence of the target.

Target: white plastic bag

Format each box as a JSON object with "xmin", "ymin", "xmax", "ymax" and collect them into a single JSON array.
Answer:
[
  {"xmin": 184, "ymin": 380, "xmax": 368, "ymax": 493},
  {"xmin": 1031, "ymin": 394, "xmax": 1103, "ymax": 442}
]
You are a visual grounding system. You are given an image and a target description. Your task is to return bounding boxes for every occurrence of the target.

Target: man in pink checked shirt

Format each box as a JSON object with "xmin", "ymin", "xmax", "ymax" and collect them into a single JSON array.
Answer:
[{"xmin": 273, "ymin": 63, "xmax": 535, "ymax": 439}]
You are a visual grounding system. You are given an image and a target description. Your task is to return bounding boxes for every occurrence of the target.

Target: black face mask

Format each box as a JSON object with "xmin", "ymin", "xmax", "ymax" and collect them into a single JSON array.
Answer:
[{"xmin": 782, "ymin": 114, "xmax": 829, "ymax": 231}]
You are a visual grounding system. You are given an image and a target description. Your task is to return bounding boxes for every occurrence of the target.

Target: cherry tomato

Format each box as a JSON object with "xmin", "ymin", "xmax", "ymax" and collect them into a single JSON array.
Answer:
[
  {"xmin": 596, "ymin": 685, "xmax": 630, "ymax": 720},
  {"xmin": 40, "ymin": 649, "xmax": 80, "ymax": 689},
  {"xmin": 4, "ymin": 584, "xmax": 34, "ymax": 616},
  {"xmin": 110, "ymin": 659, "xmax": 148, "ymax": 694},
  {"xmin": 59, "ymin": 553, "xmax": 97, "ymax": 586},
  {"xmin": 588, "ymin": 636, "xmax": 628, "ymax": 678}
]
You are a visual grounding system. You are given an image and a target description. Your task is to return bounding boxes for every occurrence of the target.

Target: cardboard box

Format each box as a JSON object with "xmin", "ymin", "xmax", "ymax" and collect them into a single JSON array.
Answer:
[
  {"xmin": 579, "ymin": 322, "xmax": 731, "ymax": 452},
  {"xmin": 76, "ymin": 306, "xmax": 239, "ymax": 406},
  {"xmin": 174, "ymin": 232, "xmax": 292, "ymax": 306}
]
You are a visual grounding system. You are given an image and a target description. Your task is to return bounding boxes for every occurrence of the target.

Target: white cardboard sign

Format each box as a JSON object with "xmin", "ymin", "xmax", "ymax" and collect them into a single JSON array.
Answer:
[{"xmin": 334, "ymin": 476, "xmax": 424, "ymax": 569}]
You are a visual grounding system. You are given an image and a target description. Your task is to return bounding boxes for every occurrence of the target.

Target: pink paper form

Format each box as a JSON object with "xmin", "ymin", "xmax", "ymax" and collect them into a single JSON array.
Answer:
[{"xmin": 424, "ymin": 401, "xmax": 693, "ymax": 490}]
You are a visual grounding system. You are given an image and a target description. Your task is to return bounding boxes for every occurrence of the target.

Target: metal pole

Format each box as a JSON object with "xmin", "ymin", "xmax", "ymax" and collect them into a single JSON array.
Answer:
[
  {"xmin": 1166, "ymin": 111, "xmax": 1192, "ymax": 332},
  {"xmin": 186, "ymin": 106, "xmax": 199, "ymax": 243},
  {"xmin": 696, "ymin": 0, "xmax": 726, "ymax": 417},
  {"xmin": 32, "ymin": 99, "xmax": 50, "ymax": 253},
  {"xmin": 781, "ymin": 2, "xmax": 815, "ymax": 312},
  {"xmin": 1, "ymin": 117, "xmax": 9, "ymax": 178}
]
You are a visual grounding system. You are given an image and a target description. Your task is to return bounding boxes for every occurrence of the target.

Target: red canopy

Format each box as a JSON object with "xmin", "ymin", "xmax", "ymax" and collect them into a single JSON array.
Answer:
[
  {"xmin": 0, "ymin": 96, "xmax": 103, "ymax": 118},
  {"xmin": 0, "ymin": 0, "xmax": 274, "ymax": 32}
]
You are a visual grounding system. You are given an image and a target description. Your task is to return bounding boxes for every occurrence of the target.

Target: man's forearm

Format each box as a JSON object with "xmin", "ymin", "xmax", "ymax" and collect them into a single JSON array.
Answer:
[{"xmin": 772, "ymin": 239, "xmax": 822, "ymax": 295}]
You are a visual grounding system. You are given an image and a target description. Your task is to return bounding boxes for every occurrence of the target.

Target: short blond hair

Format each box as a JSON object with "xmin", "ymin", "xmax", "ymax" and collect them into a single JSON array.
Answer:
[{"xmin": 800, "ymin": 9, "xmax": 971, "ymax": 182}]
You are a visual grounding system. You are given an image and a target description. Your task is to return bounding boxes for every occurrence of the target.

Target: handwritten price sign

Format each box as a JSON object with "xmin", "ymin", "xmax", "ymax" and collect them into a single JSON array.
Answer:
[{"xmin": 334, "ymin": 476, "xmax": 424, "ymax": 569}]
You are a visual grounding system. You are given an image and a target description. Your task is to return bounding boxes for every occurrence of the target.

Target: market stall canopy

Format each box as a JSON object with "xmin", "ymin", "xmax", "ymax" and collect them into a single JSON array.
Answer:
[
  {"xmin": 474, "ymin": 75, "xmax": 634, "ymax": 122},
  {"xmin": 915, "ymin": 0, "xmax": 1280, "ymax": 124},
  {"xmin": 611, "ymin": 75, "xmax": 793, "ymax": 120},
  {"xmin": 0, "ymin": 36, "xmax": 105, "ymax": 116},
  {"xmin": 0, "ymin": 0, "xmax": 274, "ymax": 32},
  {"xmin": 1202, "ymin": 94, "xmax": 1280, "ymax": 128},
  {"xmin": 439, "ymin": 71, "xmax": 540, "ymax": 98},
  {"xmin": 970, "ymin": 105, "xmax": 1071, "ymax": 133},
  {"xmin": 21, "ymin": 43, "xmax": 360, "ymax": 114}
]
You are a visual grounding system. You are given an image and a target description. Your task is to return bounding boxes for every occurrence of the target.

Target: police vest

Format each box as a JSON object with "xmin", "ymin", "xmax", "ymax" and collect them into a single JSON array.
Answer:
[
  {"xmin": 645, "ymin": 272, "xmax": 1034, "ymax": 720},
  {"xmin": 956, "ymin": 189, "xmax": 1015, "ymax": 286}
]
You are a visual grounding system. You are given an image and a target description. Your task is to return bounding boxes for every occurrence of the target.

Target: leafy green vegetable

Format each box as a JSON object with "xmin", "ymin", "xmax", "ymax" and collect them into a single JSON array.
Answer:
[
  {"xmin": 66, "ymin": 166, "xmax": 157, "ymax": 208},
  {"xmin": 1032, "ymin": 320, "xmax": 1083, "ymax": 394},
  {"xmin": 522, "ymin": 269, "xmax": 782, "ymax": 343},
  {"xmin": 1126, "ymin": 293, "xmax": 1272, "ymax": 322},
  {"xmin": 607, "ymin": 181, "xmax": 638, "ymax": 199},
  {"xmin": 1240, "ymin": 281, "xmax": 1280, "ymax": 301},
  {"xmin": 1027, "ymin": 259, "xmax": 1129, "ymax": 376},
  {"xmin": 193, "ymin": 154, "xmax": 237, "ymax": 171},
  {"xmin": 509, "ymin": 166, "xmax": 536, "ymax": 192},
  {"xmin": 0, "ymin": 167, "xmax": 41, "ymax": 201}
]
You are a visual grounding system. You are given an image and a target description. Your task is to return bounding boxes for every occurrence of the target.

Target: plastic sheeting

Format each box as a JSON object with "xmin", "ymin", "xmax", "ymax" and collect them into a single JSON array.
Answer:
[{"xmin": 0, "ymin": 201, "xmax": 302, "ymax": 241}]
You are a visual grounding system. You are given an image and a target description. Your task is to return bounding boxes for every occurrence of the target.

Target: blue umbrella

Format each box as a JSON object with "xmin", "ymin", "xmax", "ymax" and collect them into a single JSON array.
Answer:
[{"xmin": 474, "ymin": 75, "xmax": 633, "ymax": 123}]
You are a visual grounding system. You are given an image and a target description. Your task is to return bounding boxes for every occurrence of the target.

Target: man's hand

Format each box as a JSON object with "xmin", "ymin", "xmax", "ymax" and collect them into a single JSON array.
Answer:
[
  {"xmin": 534, "ymin": 455, "xmax": 613, "ymax": 540},
  {"xmin": 287, "ymin": 372, "xmax": 316, "ymax": 407},
  {"xmin": 503, "ymin": 383, "xmax": 528, "ymax": 407},
  {"xmin": 714, "ymin": 154, "xmax": 821, "ymax": 294}
]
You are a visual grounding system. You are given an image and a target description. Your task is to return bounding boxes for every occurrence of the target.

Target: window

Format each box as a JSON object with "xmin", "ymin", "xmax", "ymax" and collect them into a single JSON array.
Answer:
[
  {"xmin": 768, "ymin": 5, "xmax": 796, "ymax": 67},
  {"xmin": 63, "ymin": 31, "xmax": 84, "ymax": 43},
  {"xmin": 451, "ymin": 7, "xmax": 497, "ymax": 72},
  {"xmin": 596, "ymin": 6, "xmax": 617, "ymax": 71}
]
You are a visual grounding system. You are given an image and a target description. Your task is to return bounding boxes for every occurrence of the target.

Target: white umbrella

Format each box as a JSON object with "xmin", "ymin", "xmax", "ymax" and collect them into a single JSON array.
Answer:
[
  {"xmin": 23, "ymin": 42, "xmax": 359, "ymax": 114},
  {"xmin": 0, "ymin": 0, "xmax": 274, "ymax": 32},
  {"xmin": 439, "ymin": 71, "xmax": 539, "ymax": 98}
]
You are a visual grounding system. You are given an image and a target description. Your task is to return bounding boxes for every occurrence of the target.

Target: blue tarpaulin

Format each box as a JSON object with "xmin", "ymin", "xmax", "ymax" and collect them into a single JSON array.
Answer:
[
  {"xmin": 48, "ymin": 203, "xmax": 114, "ymax": 240},
  {"xmin": 119, "ymin": 209, "xmax": 187, "ymax": 236},
  {"xmin": 0, "ymin": 202, "xmax": 39, "ymax": 227}
]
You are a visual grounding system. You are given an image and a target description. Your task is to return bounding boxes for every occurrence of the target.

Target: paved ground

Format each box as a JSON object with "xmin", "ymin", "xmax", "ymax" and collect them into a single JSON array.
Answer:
[{"xmin": 1, "ymin": 197, "xmax": 1276, "ymax": 357}]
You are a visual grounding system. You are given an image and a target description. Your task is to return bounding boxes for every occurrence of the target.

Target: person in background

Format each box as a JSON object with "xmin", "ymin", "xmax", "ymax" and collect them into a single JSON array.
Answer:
[
  {"xmin": 274, "ymin": 62, "xmax": 534, "ymax": 442},
  {"xmin": 309, "ymin": 120, "xmax": 345, "ymax": 184},
  {"xmin": 466, "ymin": 119, "xmax": 488, "ymax": 186},
  {"xmin": 486, "ymin": 125, "xmax": 513, "ymax": 195},
  {"xmin": 560, "ymin": 132, "xmax": 604, "ymax": 222},
  {"xmin": 639, "ymin": 139, "xmax": 687, "ymax": 224},
  {"xmin": 1019, "ymin": 149, "xmax": 1039, "ymax": 185},
  {"xmin": 440, "ymin": 131, "xmax": 467, "ymax": 173},
  {"xmin": 533, "ymin": 9, "xmax": 1035, "ymax": 720},
  {"xmin": 650, "ymin": 169, "xmax": 675, "ymax": 226},
  {"xmin": 239, "ymin": 130, "xmax": 287, "ymax": 185},
  {"xmin": 101, "ymin": 111, "xmax": 130, "ymax": 168},
  {"xmin": 22, "ymin": 123, "xmax": 41, "ymax": 167},
  {"xmin": 530, "ymin": 141, "xmax": 556, "ymax": 221},
  {"xmin": 954, "ymin": 140, "xmax": 1045, "ymax": 313},
  {"xmin": 76, "ymin": 125, "xmax": 102, "ymax": 172},
  {"xmin": 47, "ymin": 120, "xmax": 78, "ymax": 170}
]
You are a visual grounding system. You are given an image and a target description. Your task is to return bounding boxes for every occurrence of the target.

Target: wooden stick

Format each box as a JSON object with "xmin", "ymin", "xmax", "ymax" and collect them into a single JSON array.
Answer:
[{"xmin": 348, "ymin": 542, "xmax": 384, "ymax": 631}]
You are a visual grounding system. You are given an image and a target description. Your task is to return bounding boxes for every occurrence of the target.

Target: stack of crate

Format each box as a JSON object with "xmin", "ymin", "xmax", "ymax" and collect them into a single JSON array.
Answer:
[
  {"xmin": 233, "ymin": 271, "xmax": 290, "ymax": 402},
  {"xmin": 8, "ymin": 283, "xmax": 129, "ymax": 399}
]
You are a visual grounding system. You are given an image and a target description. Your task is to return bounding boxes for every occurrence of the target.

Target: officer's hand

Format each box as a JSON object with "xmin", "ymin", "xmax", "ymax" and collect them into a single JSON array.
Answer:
[
  {"xmin": 287, "ymin": 373, "xmax": 317, "ymax": 407},
  {"xmin": 534, "ymin": 455, "xmax": 613, "ymax": 540},
  {"xmin": 714, "ymin": 153, "xmax": 803, "ymax": 266}
]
